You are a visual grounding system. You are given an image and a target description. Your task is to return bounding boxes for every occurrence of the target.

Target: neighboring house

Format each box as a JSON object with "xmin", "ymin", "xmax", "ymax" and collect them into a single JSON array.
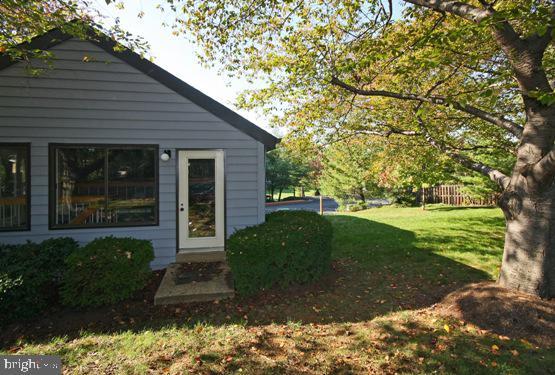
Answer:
[{"xmin": 0, "ymin": 27, "xmax": 278, "ymax": 269}]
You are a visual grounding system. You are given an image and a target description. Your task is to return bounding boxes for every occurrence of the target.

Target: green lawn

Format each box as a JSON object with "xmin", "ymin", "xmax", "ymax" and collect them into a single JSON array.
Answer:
[
  {"xmin": 3, "ymin": 206, "xmax": 554, "ymax": 374},
  {"xmin": 331, "ymin": 205, "xmax": 505, "ymax": 281}
]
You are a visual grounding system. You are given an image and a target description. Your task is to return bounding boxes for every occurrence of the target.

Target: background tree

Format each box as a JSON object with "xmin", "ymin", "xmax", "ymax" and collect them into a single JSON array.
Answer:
[
  {"xmin": 266, "ymin": 148, "xmax": 308, "ymax": 201},
  {"xmin": 320, "ymin": 139, "xmax": 383, "ymax": 204},
  {"xmin": 279, "ymin": 137, "xmax": 323, "ymax": 197},
  {"xmin": 167, "ymin": 0, "xmax": 555, "ymax": 298},
  {"xmin": 372, "ymin": 135, "xmax": 456, "ymax": 205}
]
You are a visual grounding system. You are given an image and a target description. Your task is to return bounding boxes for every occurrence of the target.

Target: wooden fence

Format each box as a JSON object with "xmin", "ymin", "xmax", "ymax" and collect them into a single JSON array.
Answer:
[{"xmin": 416, "ymin": 185, "xmax": 498, "ymax": 206}]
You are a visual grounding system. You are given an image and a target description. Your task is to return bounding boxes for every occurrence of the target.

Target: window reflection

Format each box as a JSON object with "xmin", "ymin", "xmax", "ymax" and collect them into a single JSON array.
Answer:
[
  {"xmin": 0, "ymin": 144, "xmax": 29, "ymax": 230},
  {"xmin": 108, "ymin": 149, "xmax": 156, "ymax": 225},
  {"xmin": 52, "ymin": 145, "xmax": 157, "ymax": 228}
]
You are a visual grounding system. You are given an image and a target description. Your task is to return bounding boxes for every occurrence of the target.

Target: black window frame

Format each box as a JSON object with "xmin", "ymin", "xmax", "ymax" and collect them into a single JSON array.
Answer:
[
  {"xmin": 48, "ymin": 143, "xmax": 159, "ymax": 230},
  {"xmin": 0, "ymin": 142, "xmax": 31, "ymax": 232}
]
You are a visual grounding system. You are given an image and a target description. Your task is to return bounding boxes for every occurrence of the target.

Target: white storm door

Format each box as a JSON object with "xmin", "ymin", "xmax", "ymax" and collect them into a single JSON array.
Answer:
[{"xmin": 178, "ymin": 150, "xmax": 225, "ymax": 249}]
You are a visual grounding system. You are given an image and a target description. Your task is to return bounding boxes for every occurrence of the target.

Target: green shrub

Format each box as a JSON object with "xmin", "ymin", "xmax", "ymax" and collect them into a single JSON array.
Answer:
[
  {"xmin": 227, "ymin": 211, "xmax": 333, "ymax": 295},
  {"xmin": 347, "ymin": 201, "xmax": 368, "ymax": 212},
  {"xmin": 0, "ymin": 237, "xmax": 79, "ymax": 325},
  {"xmin": 389, "ymin": 187, "xmax": 418, "ymax": 206},
  {"xmin": 61, "ymin": 236, "xmax": 154, "ymax": 307}
]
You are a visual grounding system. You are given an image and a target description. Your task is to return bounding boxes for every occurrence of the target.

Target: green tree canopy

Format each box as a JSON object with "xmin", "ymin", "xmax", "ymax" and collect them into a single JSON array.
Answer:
[
  {"xmin": 320, "ymin": 138, "xmax": 383, "ymax": 203},
  {"xmin": 266, "ymin": 147, "xmax": 309, "ymax": 201}
]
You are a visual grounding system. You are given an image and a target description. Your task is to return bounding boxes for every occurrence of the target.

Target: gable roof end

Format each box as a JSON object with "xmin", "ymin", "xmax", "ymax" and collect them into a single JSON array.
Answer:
[{"xmin": 0, "ymin": 27, "xmax": 280, "ymax": 150}]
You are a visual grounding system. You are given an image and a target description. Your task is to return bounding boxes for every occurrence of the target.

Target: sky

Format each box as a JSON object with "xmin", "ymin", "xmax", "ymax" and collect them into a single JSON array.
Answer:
[{"xmin": 89, "ymin": 0, "xmax": 406, "ymax": 138}]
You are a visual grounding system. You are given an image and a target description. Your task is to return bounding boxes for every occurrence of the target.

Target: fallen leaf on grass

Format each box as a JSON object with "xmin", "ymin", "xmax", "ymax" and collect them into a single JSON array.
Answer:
[{"xmin": 443, "ymin": 324, "xmax": 450, "ymax": 333}]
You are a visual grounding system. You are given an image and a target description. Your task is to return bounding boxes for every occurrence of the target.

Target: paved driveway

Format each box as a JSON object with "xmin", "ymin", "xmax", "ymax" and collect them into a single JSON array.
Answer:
[
  {"xmin": 265, "ymin": 197, "xmax": 390, "ymax": 214},
  {"xmin": 265, "ymin": 197, "xmax": 339, "ymax": 213}
]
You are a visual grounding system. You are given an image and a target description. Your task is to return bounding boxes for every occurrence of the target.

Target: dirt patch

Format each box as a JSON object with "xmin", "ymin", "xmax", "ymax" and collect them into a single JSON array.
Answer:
[
  {"xmin": 174, "ymin": 262, "xmax": 223, "ymax": 284},
  {"xmin": 436, "ymin": 281, "xmax": 555, "ymax": 347}
]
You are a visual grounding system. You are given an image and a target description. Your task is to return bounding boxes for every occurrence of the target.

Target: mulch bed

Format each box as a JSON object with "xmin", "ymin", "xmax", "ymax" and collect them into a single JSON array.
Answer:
[{"xmin": 436, "ymin": 281, "xmax": 555, "ymax": 347}]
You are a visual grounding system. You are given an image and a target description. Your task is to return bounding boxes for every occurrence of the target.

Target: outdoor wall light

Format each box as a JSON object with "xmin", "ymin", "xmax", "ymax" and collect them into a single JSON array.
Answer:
[{"xmin": 160, "ymin": 150, "xmax": 172, "ymax": 162}]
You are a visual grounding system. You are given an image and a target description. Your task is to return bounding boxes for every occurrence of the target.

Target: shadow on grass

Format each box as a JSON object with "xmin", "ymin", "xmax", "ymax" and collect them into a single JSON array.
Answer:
[
  {"xmin": 349, "ymin": 314, "xmax": 555, "ymax": 375},
  {"xmin": 1, "ymin": 216, "xmax": 494, "ymax": 349}
]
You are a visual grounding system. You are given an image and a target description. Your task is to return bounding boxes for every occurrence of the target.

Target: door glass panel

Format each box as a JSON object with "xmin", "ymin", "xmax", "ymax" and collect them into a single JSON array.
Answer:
[{"xmin": 188, "ymin": 159, "xmax": 216, "ymax": 238}]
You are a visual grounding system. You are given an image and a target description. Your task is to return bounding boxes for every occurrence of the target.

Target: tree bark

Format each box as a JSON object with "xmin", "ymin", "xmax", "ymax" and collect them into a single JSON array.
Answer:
[
  {"xmin": 499, "ymin": 181, "xmax": 555, "ymax": 298},
  {"xmin": 499, "ymin": 103, "xmax": 555, "ymax": 298}
]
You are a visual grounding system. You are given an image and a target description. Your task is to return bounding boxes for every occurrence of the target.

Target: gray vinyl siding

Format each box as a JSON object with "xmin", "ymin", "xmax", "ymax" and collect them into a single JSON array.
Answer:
[{"xmin": 0, "ymin": 38, "xmax": 266, "ymax": 269}]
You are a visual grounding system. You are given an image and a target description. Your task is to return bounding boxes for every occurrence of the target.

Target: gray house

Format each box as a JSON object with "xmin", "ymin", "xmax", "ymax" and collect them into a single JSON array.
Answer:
[{"xmin": 0, "ymin": 28, "xmax": 278, "ymax": 269}]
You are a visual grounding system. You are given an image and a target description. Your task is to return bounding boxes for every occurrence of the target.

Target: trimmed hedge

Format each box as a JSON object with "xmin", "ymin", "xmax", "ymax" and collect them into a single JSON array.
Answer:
[
  {"xmin": 227, "ymin": 211, "xmax": 333, "ymax": 295},
  {"xmin": 61, "ymin": 236, "xmax": 154, "ymax": 307},
  {"xmin": 0, "ymin": 238, "xmax": 79, "ymax": 325}
]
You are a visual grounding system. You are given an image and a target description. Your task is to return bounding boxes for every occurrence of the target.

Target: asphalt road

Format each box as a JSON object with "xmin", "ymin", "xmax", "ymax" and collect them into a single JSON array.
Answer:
[
  {"xmin": 265, "ymin": 197, "xmax": 339, "ymax": 213},
  {"xmin": 265, "ymin": 197, "xmax": 390, "ymax": 214}
]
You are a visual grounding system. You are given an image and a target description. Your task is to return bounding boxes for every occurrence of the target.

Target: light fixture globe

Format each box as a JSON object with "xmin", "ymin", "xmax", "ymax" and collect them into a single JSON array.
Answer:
[{"xmin": 160, "ymin": 150, "xmax": 171, "ymax": 161}]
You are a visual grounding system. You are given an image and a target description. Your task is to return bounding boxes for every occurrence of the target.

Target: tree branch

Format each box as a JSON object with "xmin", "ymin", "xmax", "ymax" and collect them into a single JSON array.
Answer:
[
  {"xmin": 359, "ymin": 128, "xmax": 420, "ymax": 137},
  {"xmin": 529, "ymin": 146, "xmax": 555, "ymax": 187},
  {"xmin": 401, "ymin": 0, "xmax": 490, "ymax": 22},
  {"xmin": 415, "ymin": 112, "xmax": 510, "ymax": 189},
  {"xmin": 404, "ymin": 0, "xmax": 553, "ymax": 94},
  {"xmin": 330, "ymin": 76, "xmax": 524, "ymax": 137}
]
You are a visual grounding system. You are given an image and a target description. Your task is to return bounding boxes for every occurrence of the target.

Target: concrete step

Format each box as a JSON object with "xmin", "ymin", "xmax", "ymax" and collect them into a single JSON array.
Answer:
[
  {"xmin": 154, "ymin": 261, "xmax": 234, "ymax": 305},
  {"xmin": 176, "ymin": 247, "xmax": 226, "ymax": 263}
]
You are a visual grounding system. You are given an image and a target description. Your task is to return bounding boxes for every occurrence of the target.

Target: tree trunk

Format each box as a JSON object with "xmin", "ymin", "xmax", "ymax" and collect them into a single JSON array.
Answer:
[
  {"xmin": 498, "ymin": 182, "xmax": 554, "ymax": 298},
  {"xmin": 278, "ymin": 188, "xmax": 283, "ymax": 201},
  {"xmin": 359, "ymin": 187, "xmax": 366, "ymax": 202},
  {"xmin": 498, "ymin": 102, "xmax": 555, "ymax": 299}
]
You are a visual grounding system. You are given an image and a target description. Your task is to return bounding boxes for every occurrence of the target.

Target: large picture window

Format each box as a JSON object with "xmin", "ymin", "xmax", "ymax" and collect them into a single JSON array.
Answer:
[
  {"xmin": 0, "ymin": 143, "xmax": 30, "ymax": 231},
  {"xmin": 50, "ymin": 144, "xmax": 158, "ymax": 229}
]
